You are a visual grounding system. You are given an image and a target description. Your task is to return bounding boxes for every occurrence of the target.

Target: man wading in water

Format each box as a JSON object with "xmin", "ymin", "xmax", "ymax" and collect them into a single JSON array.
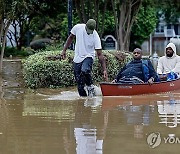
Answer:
[{"xmin": 60, "ymin": 19, "xmax": 108, "ymax": 97}]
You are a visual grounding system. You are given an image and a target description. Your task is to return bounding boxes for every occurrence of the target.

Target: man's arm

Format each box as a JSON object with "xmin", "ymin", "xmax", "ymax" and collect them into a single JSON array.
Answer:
[
  {"xmin": 61, "ymin": 33, "xmax": 75, "ymax": 59},
  {"xmin": 96, "ymin": 49, "xmax": 108, "ymax": 81}
]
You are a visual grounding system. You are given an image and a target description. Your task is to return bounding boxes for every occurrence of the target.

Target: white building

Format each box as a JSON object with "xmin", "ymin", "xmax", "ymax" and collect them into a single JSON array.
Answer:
[{"xmin": 141, "ymin": 16, "xmax": 180, "ymax": 56}]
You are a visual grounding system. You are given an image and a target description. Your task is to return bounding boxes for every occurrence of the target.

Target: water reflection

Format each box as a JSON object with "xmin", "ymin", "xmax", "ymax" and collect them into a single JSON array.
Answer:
[
  {"xmin": 2, "ymin": 63, "xmax": 180, "ymax": 154},
  {"xmin": 19, "ymin": 91, "xmax": 180, "ymax": 153},
  {"xmin": 22, "ymin": 91, "xmax": 106, "ymax": 154},
  {"xmin": 158, "ymin": 94, "xmax": 180, "ymax": 128},
  {"xmin": 102, "ymin": 96, "xmax": 156, "ymax": 140},
  {"xmin": 74, "ymin": 98, "xmax": 107, "ymax": 154},
  {"xmin": 121, "ymin": 105, "xmax": 154, "ymax": 125},
  {"xmin": 0, "ymin": 76, "xmax": 7, "ymax": 136},
  {"xmin": 122, "ymin": 105, "xmax": 154, "ymax": 139},
  {"xmin": 74, "ymin": 126, "xmax": 103, "ymax": 154}
]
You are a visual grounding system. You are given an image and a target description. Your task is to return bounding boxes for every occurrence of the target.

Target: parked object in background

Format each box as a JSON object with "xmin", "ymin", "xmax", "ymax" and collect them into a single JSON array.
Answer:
[
  {"xmin": 102, "ymin": 35, "xmax": 117, "ymax": 50},
  {"xmin": 151, "ymin": 52, "xmax": 159, "ymax": 69},
  {"xmin": 30, "ymin": 38, "xmax": 54, "ymax": 50}
]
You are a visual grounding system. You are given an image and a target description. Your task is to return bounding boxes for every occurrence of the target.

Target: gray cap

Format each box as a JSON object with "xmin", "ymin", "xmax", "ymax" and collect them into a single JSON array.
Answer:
[{"xmin": 86, "ymin": 19, "xmax": 96, "ymax": 34}]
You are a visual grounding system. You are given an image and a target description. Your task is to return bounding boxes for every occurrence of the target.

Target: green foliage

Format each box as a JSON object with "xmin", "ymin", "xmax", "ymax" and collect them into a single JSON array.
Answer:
[
  {"xmin": 131, "ymin": 4, "xmax": 158, "ymax": 49},
  {"xmin": 29, "ymin": 13, "xmax": 68, "ymax": 44},
  {"xmin": 44, "ymin": 43, "xmax": 63, "ymax": 51},
  {"xmin": 98, "ymin": 11, "xmax": 115, "ymax": 36},
  {"xmin": 2, "ymin": 47, "xmax": 33, "ymax": 57},
  {"xmin": 158, "ymin": 0, "xmax": 180, "ymax": 24},
  {"xmin": 22, "ymin": 50, "xmax": 74, "ymax": 88},
  {"xmin": 22, "ymin": 50, "xmax": 132, "ymax": 89}
]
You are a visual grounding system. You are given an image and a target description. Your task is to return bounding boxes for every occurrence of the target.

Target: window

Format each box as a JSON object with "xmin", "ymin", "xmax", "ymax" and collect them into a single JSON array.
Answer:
[{"xmin": 155, "ymin": 23, "xmax": 165, "ymax": 33}]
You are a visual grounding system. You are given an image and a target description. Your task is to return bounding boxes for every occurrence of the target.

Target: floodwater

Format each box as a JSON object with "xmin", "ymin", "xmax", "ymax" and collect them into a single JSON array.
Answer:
[{"xmin": 1, "ymin": 60, "xmax": 180, "ymax": 154}]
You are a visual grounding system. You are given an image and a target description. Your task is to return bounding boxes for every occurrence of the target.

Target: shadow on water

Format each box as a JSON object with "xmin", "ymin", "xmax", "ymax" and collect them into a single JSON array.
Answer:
[{"xmin": 1, "ymin": 60, "xmax": 180, "ymax": 153}]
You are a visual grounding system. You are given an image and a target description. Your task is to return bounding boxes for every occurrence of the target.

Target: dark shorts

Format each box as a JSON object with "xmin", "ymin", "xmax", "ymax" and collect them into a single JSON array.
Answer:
[{"xmin": 73, "ymin": 57, "xmax": 93, "ymax": 96}]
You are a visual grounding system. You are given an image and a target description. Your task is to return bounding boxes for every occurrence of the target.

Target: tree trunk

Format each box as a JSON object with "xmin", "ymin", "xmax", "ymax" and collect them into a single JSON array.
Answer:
[
  {"xmin": 6, "ymin": 32, "xmax": 15, "ymax": 47},
  {"xmin": 0, "ymin": 20, "xmax": 11, "ymax": 73},
  {"xmin": 100, "ymin": 0, "xmax": 108, "ymax": 38},
  {"xmin": 75, "ymin": 0, "xmax": 83, "ymax": 22},
  {"xmin": 111, "ymin": 0, "xmax": 119, "ymax": 50},
  {"xmin": 0, "ymin": 19, "xmax": 4, "ymax": 46},
  {"xmin": 80, "ymin": 0, "xmax": 86, "ymax": 22},
  {"xmin": 119, "ymin": 3, "xmax": 125, "ymax": 51},
  {"xmin": 94, "ymin": 0, "xmax": 99, "ymax": 28},
  {"xmin": 112, "ymin": 0, "xmax": 142, "ymax": 51}
]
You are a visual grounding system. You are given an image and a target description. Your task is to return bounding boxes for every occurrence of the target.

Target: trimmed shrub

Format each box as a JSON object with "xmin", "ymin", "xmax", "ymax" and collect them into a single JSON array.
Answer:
[{"xmin": 22, "ymin": 50, "xmax": 132, "ymax": 88}]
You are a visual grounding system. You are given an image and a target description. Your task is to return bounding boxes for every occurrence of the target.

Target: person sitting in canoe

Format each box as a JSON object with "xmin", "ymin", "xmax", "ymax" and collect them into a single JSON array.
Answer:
[
  {"xmin": 157, "ymin": 42, "xmax": 180, "ymax": 81},
  {"xmin": 112, "ymin": 48, "xmax": 159, "ymax": 84}
]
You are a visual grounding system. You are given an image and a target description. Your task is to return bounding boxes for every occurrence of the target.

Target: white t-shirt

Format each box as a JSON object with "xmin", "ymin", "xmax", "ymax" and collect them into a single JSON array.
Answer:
[{"xmin": 71, "ymin": 24, "xmax": 102, "ymax": 63}]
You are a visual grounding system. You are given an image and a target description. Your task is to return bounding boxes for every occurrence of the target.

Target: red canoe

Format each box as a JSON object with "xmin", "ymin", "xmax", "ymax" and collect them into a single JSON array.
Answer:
[{"xmin": 100, "ymin": 78, "xmax": 180, "ymax": 96}]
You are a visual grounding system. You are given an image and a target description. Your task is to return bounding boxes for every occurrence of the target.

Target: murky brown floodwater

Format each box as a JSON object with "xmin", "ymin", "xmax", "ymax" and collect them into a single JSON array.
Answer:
[{"xmin": 0, "ymin": 60, "xmax": 180, "ymax": 154}]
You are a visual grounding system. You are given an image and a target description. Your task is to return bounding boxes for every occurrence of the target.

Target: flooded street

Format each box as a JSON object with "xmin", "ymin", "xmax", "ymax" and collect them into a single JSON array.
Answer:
[{"xmin": 0, "ymin": 60, "xmax": 180, "ymax": 154}]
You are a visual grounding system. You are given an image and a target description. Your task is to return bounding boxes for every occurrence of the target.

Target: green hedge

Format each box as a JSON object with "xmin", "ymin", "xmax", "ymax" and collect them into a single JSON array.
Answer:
[
  {"xmin": 2, "ymin": 47, "xmax": 34, "ymax": 57},
  {"xmin": 22, "ymin": 50, "xmax": 132, "ymax": 88}
]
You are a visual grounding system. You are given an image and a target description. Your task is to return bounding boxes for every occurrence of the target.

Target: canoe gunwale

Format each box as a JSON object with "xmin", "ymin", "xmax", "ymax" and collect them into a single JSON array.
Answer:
[{"xmin": 100, "ymin": 79, "xmax": 179, "ymax": 86}]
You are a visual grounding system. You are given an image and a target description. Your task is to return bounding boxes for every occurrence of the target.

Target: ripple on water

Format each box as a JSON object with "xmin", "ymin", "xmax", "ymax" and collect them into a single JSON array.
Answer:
[
  {"xmin": 46, "ymin": 91, "xmax": 82, "ymax": 100},
  {"xmin": 45, "ymin": 85, "xmax": 102, "ymax": 101}
]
